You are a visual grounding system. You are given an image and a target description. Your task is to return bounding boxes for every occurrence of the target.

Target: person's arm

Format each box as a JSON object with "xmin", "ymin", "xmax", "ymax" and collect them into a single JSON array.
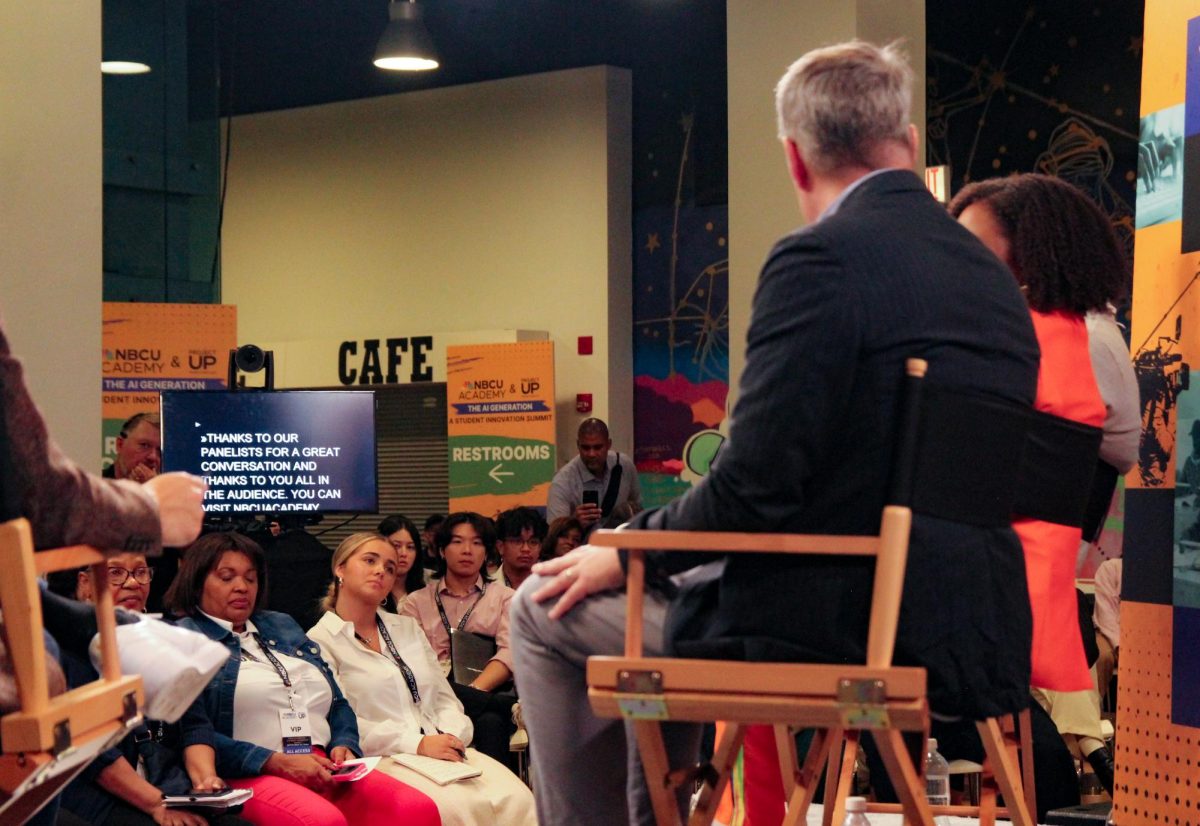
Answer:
[
  {"xmin": 471, "ymin": 588, "xmax": 513, "ymax": 691},
  {"xmin": 530, "ymin": 234, "xmax": 862, "ymax": 617},
  {"xmin": 414, "ymin": 622, "xmax": 473, "ymax": 745},
  {"xmin": 183, "ymin": 743, "xmax": 225, "ymax": 791},
  {"xmin": 1087, "ymin": 315, "xmax": 1140, "ymax": 473},
  {"xmin": 545, "ymin": 470, "xmax": 574, "ymax": 523},
  {"xmin": 0, "ymin": 326, "xmax": 205, "ymax": 552},
  {"xmin": 636, "ymin": 233, "xmax": 860, "ymax": 572},
  {"xmin": 95, "ymin": 756, "xmax": 207, "ymax": 826}
]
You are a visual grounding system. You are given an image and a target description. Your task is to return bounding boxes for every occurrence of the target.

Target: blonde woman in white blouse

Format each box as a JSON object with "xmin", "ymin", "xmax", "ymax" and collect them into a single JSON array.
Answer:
[{"xmin": 308, "ymin": 533, "xmax": 536, "ymax": 826}]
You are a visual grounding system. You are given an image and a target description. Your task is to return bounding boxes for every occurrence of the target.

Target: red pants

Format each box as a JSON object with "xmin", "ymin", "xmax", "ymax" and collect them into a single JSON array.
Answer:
[
  {"xmin": 715, "ymin": 723, "xmax": 785, "ymax": 825},
  {"xmin": 229, "ymin": 759, "xmax": 440, "ymax": 826}
]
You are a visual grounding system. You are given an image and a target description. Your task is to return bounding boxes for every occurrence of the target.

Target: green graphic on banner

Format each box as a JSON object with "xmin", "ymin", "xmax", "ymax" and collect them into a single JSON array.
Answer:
[{"xmin": 448, "ymin": 435, "xmax": 556, "ymax": 497}]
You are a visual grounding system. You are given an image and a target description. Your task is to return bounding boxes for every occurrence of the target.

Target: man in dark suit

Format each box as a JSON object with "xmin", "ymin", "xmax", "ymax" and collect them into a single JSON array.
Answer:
[{"xmin": 511, "ymin": 40, "xmax": 1040, "ymax": 825}]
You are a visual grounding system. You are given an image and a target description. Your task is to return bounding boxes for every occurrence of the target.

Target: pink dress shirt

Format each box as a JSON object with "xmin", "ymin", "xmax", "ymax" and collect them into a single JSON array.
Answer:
[{"xmin": 400, "ymin": 576, "xmax": 515, "ymax": 675}]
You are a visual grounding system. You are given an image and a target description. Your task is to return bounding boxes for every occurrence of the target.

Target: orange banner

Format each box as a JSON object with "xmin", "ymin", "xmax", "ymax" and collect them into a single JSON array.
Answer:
[
  {"xmin": 446, "ymin": 341, "xmax": 556, "ymax": 516},
  {"xmin": 101, "ymin": 303, "xmax": 237, "ymax": 469}
]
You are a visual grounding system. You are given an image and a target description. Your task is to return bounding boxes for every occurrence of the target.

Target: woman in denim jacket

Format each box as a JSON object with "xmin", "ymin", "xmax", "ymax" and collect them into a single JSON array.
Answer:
[{"xmin": 165, "ymin": 532, "xmax": 439, "ymax": 826}]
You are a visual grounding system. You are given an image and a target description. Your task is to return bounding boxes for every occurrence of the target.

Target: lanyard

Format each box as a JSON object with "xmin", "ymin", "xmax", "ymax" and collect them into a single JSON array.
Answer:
[
  {"xmin": 372, "ymin": 615, "xmax": 421, "ymax": 704},
  {"xmin": 433, "ymin": 581, "xmax": 486, "ymax": 638},
  {"xmin": 247, "ymin": 632, "xmax": 298, "ymax": 709}
]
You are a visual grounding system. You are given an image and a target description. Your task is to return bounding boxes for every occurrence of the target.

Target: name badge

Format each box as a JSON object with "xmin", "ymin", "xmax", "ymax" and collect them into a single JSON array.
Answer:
[{"xmin": 279, "ymin": 709, "xmax": 313, "ymax": 754}]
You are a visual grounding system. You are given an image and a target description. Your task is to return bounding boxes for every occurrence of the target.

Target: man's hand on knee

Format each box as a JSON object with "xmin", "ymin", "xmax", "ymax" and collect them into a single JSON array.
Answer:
[{"xmin": 529, "ymin": 545, "xmax": 624, "ymax": 619}]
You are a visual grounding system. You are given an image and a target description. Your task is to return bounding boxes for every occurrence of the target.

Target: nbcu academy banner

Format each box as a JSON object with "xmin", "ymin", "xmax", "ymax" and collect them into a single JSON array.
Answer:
[
  {"xmin": 101, "ymin": 303, "xmax": 236, "ymax": 470},
  {"xmin": 446, "ymin": 341, "xmax": 556, "ymax": 515}
]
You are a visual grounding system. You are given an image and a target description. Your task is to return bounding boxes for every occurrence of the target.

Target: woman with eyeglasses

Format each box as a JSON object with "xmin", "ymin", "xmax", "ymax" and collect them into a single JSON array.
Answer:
[
  {"xmin": 166, "ymin": 532, "xmax": 439, "ymax": 826},
  {"xmin": 75, "ymin": 553, "xmax": 155, "ymax": 612},
  {"xmin": 52, "ymin": 553, "xmax": 252, "ymax": 826},
  {"xmin": 308, "ymin": 533, "xmax": 536, "ymax": 825},
  {"xmin": 378, "ymin": 514, "xmax": 429, "ymax": 611}
]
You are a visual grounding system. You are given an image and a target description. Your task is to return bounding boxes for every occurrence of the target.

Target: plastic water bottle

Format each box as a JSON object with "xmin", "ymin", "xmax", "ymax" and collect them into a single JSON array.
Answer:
[
  {"xmin": 841, "ymin": 795, "xmax": 872, "ymax": 826},
  {"xmin": 925, "ymin": 737, "xmax": 951, "ymax": 807}
]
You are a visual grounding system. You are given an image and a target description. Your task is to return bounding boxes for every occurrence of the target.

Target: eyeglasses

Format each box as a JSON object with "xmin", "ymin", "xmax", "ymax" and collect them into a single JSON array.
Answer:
[
  {"xmin": 502, "ymin": 538, "xmax": 539, "ymax": 549},
  {"xmin": 107, "ymin": 566, "xmax": 153, "ymax": 585}
]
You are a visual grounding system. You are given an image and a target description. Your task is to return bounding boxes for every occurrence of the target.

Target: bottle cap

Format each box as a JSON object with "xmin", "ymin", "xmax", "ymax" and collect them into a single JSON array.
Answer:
[
  {"xmin": 928, "ymin": 737, "xmax": 939, "ymax": 751},
  {"xmin": 846, "ymin": 796, "xmax": 867, "ymax": 812}
]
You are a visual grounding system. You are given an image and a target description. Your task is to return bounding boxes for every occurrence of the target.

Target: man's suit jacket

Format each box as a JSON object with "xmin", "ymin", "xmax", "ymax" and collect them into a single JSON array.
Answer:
[
  {"xmin": 631, "ymin": 170, "xmax": 1041, "ymax": 720},
  {"xmin": 0, "ymin": 324, "xmax": 159, "ymax": 553}
]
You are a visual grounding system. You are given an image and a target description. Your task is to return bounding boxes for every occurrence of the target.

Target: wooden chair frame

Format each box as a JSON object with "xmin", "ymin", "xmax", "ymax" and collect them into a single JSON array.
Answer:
[
  {"xmin": 585, "ymin": 358, "xmax": 1036, "ymax": 826},
  {"xmin": 0, "ymin": 518, "xmax": 144, "ymax": 824}
]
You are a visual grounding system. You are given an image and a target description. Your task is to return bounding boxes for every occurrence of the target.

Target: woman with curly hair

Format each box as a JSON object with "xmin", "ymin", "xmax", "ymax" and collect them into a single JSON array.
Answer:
[{"xmin": 950, "ymin": 173, "xmax": 1133, "ymax": 795}]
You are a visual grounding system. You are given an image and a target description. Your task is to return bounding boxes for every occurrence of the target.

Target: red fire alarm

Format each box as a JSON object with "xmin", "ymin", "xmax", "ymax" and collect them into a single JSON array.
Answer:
[
  {"xmin": 576, "ymin": 393, "xmax": 593, "ymax": 414},
  {"xmin": 577, "ymin": 336, "xmax": 593, "ymax": 355}
]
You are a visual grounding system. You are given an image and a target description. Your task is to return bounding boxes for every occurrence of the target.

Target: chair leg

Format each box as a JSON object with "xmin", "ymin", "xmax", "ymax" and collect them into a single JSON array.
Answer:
[
  {"xmin": 632, "ymin": 720, "xmax": 685, "ymax": 826},
  {"xmin": 688, "ymin": 722, "xmax": 745, "ymax": 826},
  {"xmin": 821, "ymin": 728, "xmax": 845, "ymax": 826},
  {"xmin": 823, "ymin": 730, "xmax": 859, "ymax": 826},
  {"xmin": 975, "ymin": 717, "xmax": 1034, "ymax": 826},
  {"xmin": 783, "ymin": 728, "xmax": 834, "ymax": 826},
  {"xmin": 871, "ymin": 728, "xmax": 934, "ymax": 826},
  {"xmin": 1016, "ymin": 709, "xmax": 1036, "ymax": 820},
  {"xmin": 775, "ymin": 724, "xmax": 798, "ymax": 799}
]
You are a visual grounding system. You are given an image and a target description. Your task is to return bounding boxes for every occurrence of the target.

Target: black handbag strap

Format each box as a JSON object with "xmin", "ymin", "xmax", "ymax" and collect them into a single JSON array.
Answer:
[{"xmin": 600, "ymin": 454, "xmax": 623, "ymax": 518}]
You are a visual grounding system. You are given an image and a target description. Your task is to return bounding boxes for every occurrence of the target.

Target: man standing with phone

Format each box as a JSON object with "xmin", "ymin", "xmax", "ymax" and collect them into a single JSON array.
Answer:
[{"xmin": 546, "ymin": 419, "xmax": 642, "ymax": 537}]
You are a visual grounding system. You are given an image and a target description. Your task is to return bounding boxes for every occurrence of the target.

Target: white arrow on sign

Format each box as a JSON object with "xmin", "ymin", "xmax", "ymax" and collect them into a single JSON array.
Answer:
[{"xmin": 489, "ymin": 463, "xmax": 515, "ymax": 484}]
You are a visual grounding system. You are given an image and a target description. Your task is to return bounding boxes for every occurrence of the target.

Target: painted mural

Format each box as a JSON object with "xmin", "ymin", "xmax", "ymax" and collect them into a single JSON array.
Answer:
[
  {"xmin": 928, "ymin": 0, "xmax": 1144, "ymax": 576},
  {"xmin": 632, "ymin": 116, "xmax": 729, "ymax": 507}
]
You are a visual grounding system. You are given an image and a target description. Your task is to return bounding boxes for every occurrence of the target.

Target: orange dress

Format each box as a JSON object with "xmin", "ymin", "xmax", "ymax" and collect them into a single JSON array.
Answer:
[{"xmin": 1015, "ymin": 310, "xmax": 1105, "ymax": 691}]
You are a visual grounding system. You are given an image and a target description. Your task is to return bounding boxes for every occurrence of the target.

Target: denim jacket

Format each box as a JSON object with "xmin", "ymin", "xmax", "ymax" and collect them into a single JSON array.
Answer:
[{"xmin": 177, "ymin": 610, "xmax": 361, "ymax": 777}]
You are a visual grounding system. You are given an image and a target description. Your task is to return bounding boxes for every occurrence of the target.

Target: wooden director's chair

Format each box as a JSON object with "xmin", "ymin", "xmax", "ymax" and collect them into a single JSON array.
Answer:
[
  {"xmin": 0, "ymin": 518, "xmax": 145, "ymax": 824},
  {"xmin": 586, "ymin": 358, "xmax": 1037, "ymax": 826}
]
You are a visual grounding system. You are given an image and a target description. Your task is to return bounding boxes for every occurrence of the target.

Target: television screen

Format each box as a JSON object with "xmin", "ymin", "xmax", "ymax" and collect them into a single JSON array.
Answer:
[{"xmin": 161, "ymin": 391, "xmax": 377, "ymax": 515}]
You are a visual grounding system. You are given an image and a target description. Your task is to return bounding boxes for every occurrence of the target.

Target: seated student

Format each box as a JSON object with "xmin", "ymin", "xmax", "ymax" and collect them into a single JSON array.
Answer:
[
  {"xmin": 165, "ymin": 532, "xmax": 439, "ymax": 826},
  {"xmin": 421, "ymin": 514, "xmax": 445, "ymax": 572},
  {"xmin": 308, "ymin": 533, "xmax": 536, "ymax": 826},
  {"xmin": 493, "ymin": 506, "xmax": 548, "ymax": 590},
  {"xmin": 378, "ymin": 514, "xmax": 429, "ymax": 611},
  {"xmin": 54, "ymin": 555, "xmax": 250, "ymax": 826},
  {"xmin": 541, "ymin": 517, "xmax": 583, "ymax": 560},
  {"xmin": 401, "ymin": 512, "xmax": 519, "ymax": 766}
]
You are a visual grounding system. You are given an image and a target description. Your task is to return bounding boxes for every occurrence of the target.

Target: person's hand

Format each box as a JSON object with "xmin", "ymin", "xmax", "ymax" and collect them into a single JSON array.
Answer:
[
  {"xmin": 573, "ymin": 502, "xmax": 602, "ymax": 528},
  {"xmin": 150, "ymin": 804, "xmax": 207, "ymax": 826},
  {"xmin": 328, "ymin": 745, "xmax": 354, "ymax": 765},
  {"xmin": 417, "ymin": 733, "xmax": 466, "ymax": 762},
  {"xmin": 264, "ymin": 752, "xmax": 335, "ymax": 792},
  {"xmin": 142, "ymin": 472, "xmax": 207, "ymax": 547},
  {"xmin": 129, "ymin": 462, "xmax": 159, "ymax": 483},
  {"xmin": 530, "ymin": 545, "xmax": 624, "ymax": 619},
  {"xmin": 189, "ymin": 775, "xmax": 226, "ymax": 792}
]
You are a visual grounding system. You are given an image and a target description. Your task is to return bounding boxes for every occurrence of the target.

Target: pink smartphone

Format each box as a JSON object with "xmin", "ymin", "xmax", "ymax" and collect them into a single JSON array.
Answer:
[{"xmin": 330, "ymin": 763, "xmax": 369, "ymax": 782}]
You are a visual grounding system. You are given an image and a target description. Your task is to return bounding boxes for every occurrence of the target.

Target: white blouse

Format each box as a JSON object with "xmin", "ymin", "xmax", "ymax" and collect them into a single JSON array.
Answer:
[
  {"xmin": 308, "ymin": 609, "xmax": 472, "ymax": 757},
  {"xmin": 201, "ymin": 612, "xmax": 333, "ymax": 753}
]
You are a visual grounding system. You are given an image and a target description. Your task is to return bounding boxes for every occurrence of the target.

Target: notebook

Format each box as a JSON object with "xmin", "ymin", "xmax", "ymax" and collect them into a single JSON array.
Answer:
[
  {"xmin": 448, "ymin": 628, "xmax": 497, "ymax": 685},
  {"xmin": 391, "ymin": 752, "xmax": 483, "ymax": 785}
]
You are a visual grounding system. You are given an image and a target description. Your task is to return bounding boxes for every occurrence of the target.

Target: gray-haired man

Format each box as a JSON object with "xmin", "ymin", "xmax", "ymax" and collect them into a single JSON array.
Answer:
[{"xmin": 512, "ymin": 41, "xmax": 1039, "ymax": 825}]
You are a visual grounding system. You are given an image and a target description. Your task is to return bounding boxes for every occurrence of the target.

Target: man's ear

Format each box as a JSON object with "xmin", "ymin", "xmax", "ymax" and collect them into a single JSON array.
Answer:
[{"xmin": 784, "ymin": 139, "xmax": 812, "ymax": 191}]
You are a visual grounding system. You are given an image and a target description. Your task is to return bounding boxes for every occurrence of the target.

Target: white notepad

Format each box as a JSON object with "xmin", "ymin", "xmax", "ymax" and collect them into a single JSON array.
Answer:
[{"xmin": 391, "ymin": 752, "xmax": 483, "ymax": 785}]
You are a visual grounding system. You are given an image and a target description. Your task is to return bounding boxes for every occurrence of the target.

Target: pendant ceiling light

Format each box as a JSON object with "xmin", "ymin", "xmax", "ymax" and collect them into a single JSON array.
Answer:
[{"xmin": 374, "ymin": 0, "xmax": 440, "ymax": 72}]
